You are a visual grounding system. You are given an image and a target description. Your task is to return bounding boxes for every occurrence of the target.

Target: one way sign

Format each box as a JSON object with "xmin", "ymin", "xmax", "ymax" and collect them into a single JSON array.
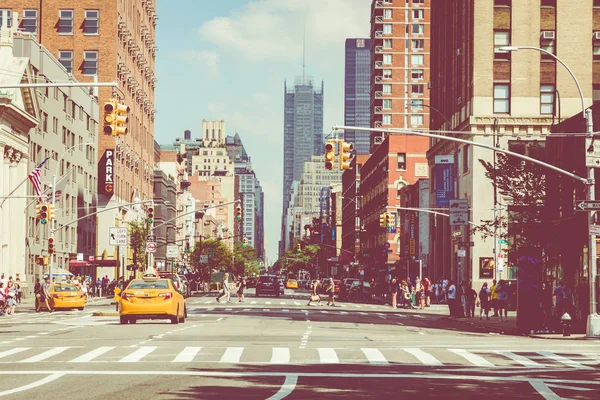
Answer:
[{"xmin": 575, "ymin": 200, "xmax": 600, "ymax": 211}]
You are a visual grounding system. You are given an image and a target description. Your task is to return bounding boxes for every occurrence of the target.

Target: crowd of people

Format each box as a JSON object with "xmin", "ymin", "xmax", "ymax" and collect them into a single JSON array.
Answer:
[{"xmin": 0, "ymin": 273, "xmax": 22, "ymax": 316}]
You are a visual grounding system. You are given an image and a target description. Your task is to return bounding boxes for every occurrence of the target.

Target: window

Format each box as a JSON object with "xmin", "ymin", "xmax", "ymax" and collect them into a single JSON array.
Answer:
[
  {"xmin": 83, "ymin": 51, "xmax": 98, "ymax": 75},
  {"xmin": 58, "ymin": 9, "xmax": 73, "ymax": 35},
  {"xmin": 410, "ymin": 99, "xmax": 424, "ymax": 110},
  {"xmin": 397, "ymin": 153, "xmax": 406, "ymax": 170},
  {"xmin": 383, "ymin": 24, "xmax": 392, "ymax": 35},
  {"xmin": 0, "ymin": 9, "xmax": 12, "ymax": 28},
  {"xmin": 411, "ymin": 69, "xmax": 424, "ymax": 80},
  {"xmin": 84, "ymin": 10, "xmax": 99, "ymax": 35},
  {"xmin": 494, "ymin": 31, "xmax": 510, "ymax": 59},
  {"xmin": 540, "ymin": 31, "xmax": 555, "ymax": 56},
  {"xmin": 383, "ymin": 54, "xmax": 392, "ymax": 64},
  {"xmin": 58, "ymin": 51, "xmax": 73, "ymax": 73},
  {"xmin": 494, "ymin": 0, "xmax": 511, "ymax": 6},
  {"xmin": 411, "ymin": 54, "xmax": 424, "ymax": 65},
  {"xmin": 540, "ymin": 85, "xmax": 555, "ymax": 115},
  {"xmin": 493, "ymin": 84, "xmax": 510, "ymax": 113},
  {"xmin": 383, "ymin": 69, "xmax": 392, "ymax": 79},
  {"xmin": 594, "ymin": 84, "xmax": 600, "ymax": 103},
  {"xmin": 412, "ymin": 39, "xmax": 424, "ymax": 50},
  {"xmin": 21, "ymin": 9, "xmax": 38, "ymax": 34},
  {"xmin": 383, "ymin": 99, "xmax": 392, "ymax": 109},
  {"xmin": 53, "ymin": 117, "xmax": 58, "ymax": 133},
  {"xmin": 413, "ymin": 0, "xmax": 424, "ymax": 4},
  {"xmin": 541, "ymin": 0, "xmax": 556, "ymax": 6},
  {"xmin": 410, "ymin": 114, "xmax": 424, "ymax": 126},
  {"xmin": 383, "ymin": 39, "xmax": 392, "ymax": 49},
  {"xmin": 63, "ymin": 94, "xmax": 68, "ymax": 111},
  {"xmin": 383, "ymin": 9, "xmax": 392, "ymax": 19},
  {"xmin": 383, "ymin": 84, "xmax": 392, "ymax": 94},
  {"xmin": 42, "ymin": 112, "xmax": 48, "ymax": 132},
  {"xmin": 413, "ymin": 9, "xmax": 424, "ymax": 19},
  {"xmin": 383, "ymin": 114, "xmax": 392, "ymax": 125},
  {"xmin": 412, "ymin": 24, "xmax": 424, "ymax": 34},
  {"xmin": 462, "ymin": 145, "xmax": 471, "ymax": 173},
  {"xmin": 411, "ymin": 84, "xmax": 424, "ymax": 95},
  {"xmin": 594, "ymin": 33, "xmax": 600, "ymax": 60}
]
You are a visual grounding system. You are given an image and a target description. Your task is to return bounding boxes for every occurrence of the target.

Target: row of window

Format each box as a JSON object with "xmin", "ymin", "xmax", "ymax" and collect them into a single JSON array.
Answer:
[
  {"xmin": 382, "ymin": 114, "xmax": 424, "ymax": 126},
  {"xmin": 0, "ymin": 8, "xmax": 99, "ymax": 35},
  {"xmin": 381, "ymin": 8, "xmax": 424, "ymax": 20},
  {"xmin": 383, "ymin": 23, "xmax": 425, "ymax": 35},
  {"xmin": 383, "ymin": 54, "xmax": 424, "ymax": 65},
  {"xmin": 382, "ymin": 68, "xmax": 424, "ymax": 80},
  {"xmin": 382, "ymin": 83, "xmax": 425, "ymax": 94},
  {"xmin": 58, "ymin": 50, "xmax": 98, "ymax": 76},
  {"xmin": 382, "ymin": 38, "xmax": 425, "ymax": 50},
  {"xmin": 493, "ymin": 84, "xmax": 556, "ymax": 114}
]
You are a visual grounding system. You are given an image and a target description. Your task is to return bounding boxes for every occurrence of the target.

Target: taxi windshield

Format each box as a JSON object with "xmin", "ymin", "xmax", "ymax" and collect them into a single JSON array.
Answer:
[
  {"xmin": 54, "ymin": 285, "xmax": 78, "ymax": 292},
  {"xmin": 127, "ymin": 279, "xmax": 169, "ymax": 290}
]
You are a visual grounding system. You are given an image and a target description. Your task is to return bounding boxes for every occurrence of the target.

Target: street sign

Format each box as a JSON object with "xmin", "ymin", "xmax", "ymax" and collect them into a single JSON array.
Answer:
[
  {"xmin": 208, "ymin": 248, "xmax": 215, "ymax": 257},
  {"xmin": 457, "ymin": 249, "xmax": 466, "ymax": 257},
  {"xmin": 585, "ymin": 138, "xmax": 600, "ymax": 167},
  {"xmin": 498, "ymin": 239, "xmax": 509, "ymax": 245},
  {"xmin": 166, "ymin": 245, "xmax": 179, "ymax": 258},
  {"xmin": 199, "ymin": 255, "xmax": 209, "ymax": 264},
  {"xmin": 575, "ymin": 200, "xmax": 600, "ymax": 211},
  {"xmin": 497, "ymin": 253, "xmax": 505, "ymax": 273},
  {"xmin": 452, "ymin": 230, "xmax": 462, "ymax": 238},
  {"xmin": 591, "ymin": 225, "xmax": 600, "ymax": 236},
  {"xmin": 146, "ymin": 241, "xmax": 156, "ymax": 253},
  {"xmin": 147, "ymin": 235, "xmax": 156, "ymax": 242},
  {"xmin": 449, "ymin": 212, "xmax": 469, "ymax": 226},
  {"xmin": 384, "ymin": 242, "xmax": 390, "ymax": 249},
  {"xmin": 449, "ymin": 200, "xmax": 468, "ymax": 211},
  {"xmin": 77, "ymin": 253, "xmax": 83, "ymax": 262},
  {"xmin": 109, "ymin": 227, "xmax": 128, "ymax": 246}
]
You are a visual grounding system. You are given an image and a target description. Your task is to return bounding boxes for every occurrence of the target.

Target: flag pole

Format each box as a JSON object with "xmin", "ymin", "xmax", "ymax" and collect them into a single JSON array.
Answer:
[{"xmin": 0, "ymin": 176, "xmax": 31, "ymax": 209}]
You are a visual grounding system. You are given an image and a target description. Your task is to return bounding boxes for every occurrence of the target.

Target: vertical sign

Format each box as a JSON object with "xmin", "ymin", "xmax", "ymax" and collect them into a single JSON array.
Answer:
[
  {"xmin": 409, "ymin": 213, "xmax": 416, "ymax": 255},
  {"xmin": 387, "ymin": 212, "xmax": 397, "ymax": 233},
  {"xmin": 98, "ymin": 149, "xmax": 115, "ymax": 195},
  {"xmin": 434, "ymin": 156, "xmax": 454, "ymax": 207}
]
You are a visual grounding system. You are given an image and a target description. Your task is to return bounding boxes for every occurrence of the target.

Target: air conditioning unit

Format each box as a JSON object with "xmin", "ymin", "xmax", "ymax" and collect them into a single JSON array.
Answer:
[
  {"xmin": 542, "ymin": 31, "xmax": 555, "ymax": 40},
  {"xmin": 594, "ymin": 31, "xmax": 600, "ymax": 40}
]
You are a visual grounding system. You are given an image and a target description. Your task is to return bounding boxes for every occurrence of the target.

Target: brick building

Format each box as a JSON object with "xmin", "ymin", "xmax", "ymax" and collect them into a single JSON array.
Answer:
[{"xmin": 341, "ymin": 154, "xmax": 370, "ymax": 265}]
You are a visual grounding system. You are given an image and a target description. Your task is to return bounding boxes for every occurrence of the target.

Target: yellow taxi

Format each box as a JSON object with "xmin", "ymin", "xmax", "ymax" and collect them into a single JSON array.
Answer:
[
  {"xmin": 46, "ymin": 284, "xmax": 86, "ymax": 310},
  {"xmin": 286, "ymin": 279, "xmax": 298, "ymax": 289},
  {"xmin": 118, "ymin": 274, "xmax": 186, "ymax": 324}
]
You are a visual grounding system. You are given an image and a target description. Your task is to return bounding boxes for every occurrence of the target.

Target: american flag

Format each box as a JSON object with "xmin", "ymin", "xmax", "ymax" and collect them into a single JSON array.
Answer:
[{"xmin": 28, "ymin": 157, "xmax": 49, "ymax": 201}]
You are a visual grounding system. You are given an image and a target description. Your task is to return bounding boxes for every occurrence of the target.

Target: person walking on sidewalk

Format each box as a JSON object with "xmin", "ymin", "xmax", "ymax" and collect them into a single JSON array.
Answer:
[
  {"xmin": 465, "ymin": 283, "xmax": 477, "ymax": 318},
  {"xmin": 490, "ymin": 279, "xmax": 499, "ymax": 317},
  {"xmin": 326, "ymin": 278, "xmax": 336, "ymax": 306},
  {"xmin": 38, "ymin": 276, "xmax": 53, "ymax": 313},
  {"xmin": 479, "ymin": 282, "xmax": 491, "ymax": 319},
  {"xmin": 496, "ymin": 280, "xmax": 509, "ymax": 321},
  {"xmin": 216, "ymin": 273, "xmax": 230, "ymax": 303},
  {"xmin": 423, "ymin": 277, "xmax": 431, "ymax": 307},
  {"xmin": 307, "ymin": 279, "xmax": 321, "ymax": 306},
  {"xmin": 447, "ymin": 280, "xmax": 457, "ymax": 317},
  {"xmin": 236, "ymin": 275, "xmax": 246, "ymax": 303},
  {"xmin": 390, "ymin": 277, "xmax": 399, "ymax": 309}
]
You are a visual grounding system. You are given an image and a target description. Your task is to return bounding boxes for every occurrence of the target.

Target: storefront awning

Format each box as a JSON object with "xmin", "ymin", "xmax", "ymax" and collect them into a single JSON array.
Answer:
[{"xmin": 69, "ymin": 260, "xmax": 120, "ymax": 268}]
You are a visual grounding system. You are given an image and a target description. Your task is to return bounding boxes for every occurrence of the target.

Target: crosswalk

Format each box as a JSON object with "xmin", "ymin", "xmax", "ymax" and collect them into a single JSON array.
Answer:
[{"xmin": 0, "ymin": 345, "xmax": 598, "ymax": 368}]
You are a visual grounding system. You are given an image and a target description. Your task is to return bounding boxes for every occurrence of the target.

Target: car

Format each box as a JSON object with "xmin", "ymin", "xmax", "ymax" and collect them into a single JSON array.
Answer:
[
  {"xmin": 118, "ymin": 275, "xmax": 186, "ymax": 324},
  {"xmin": 340, "ymin": 278, "xmax": 360, "ymax": 300},
  {"xmin": 158, "ymin": 272, "xmax": 187, "ymax": 298},
  {"xmin": 256, "ymin": 275, "xmax": 283, "ymax": 297},
  {"xmin": 178, "ymin": 274, "xmax": 191, "ymax": 298},
  {"xmin": 41, "ymin": 284, "xmax": 86, "ymax": 311},
  {"xmin": 286, "ymin": 279, "xmax": 298, "ymax": 289},
  {"xmin": 246, "ymin": 277, "xmax": 258, "ymax": 288},
  {"xmin": 297, "ymin": 280, "xmax": 307, "ymax": 289},
  {"xmin": 333, "ymin": 279, "xmax": 341, "ymax": 293},
  {"xmin": 347, "ymin": 280, "xmax": 374, "ymax": 302}
]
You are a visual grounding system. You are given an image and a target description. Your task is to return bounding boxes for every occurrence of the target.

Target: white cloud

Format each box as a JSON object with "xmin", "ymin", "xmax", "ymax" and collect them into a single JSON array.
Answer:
[{"xmin": 176, "ymin": 50, "xmax": 221, "ymax": 77}]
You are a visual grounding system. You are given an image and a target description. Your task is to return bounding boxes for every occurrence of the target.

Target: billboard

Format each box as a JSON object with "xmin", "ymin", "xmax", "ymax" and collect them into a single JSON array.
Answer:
[
  {"xmin": 434, "ymin": 156, "xmax": 454, "ymax": 207},
  {"xmin": 98, "ymin": 149, "xmax": 115, "ymax": 196}
]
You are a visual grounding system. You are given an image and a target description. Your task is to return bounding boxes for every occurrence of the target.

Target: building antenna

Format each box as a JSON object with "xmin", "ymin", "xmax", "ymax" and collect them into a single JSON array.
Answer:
[{"xmin": 302, "ymin": 23, "xmax": 306, "ymax": 81}]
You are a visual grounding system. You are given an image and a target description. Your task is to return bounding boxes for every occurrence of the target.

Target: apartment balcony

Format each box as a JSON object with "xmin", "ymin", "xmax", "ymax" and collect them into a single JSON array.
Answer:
[
  {"xmin": 374, "ymin": 121, "xmax": 383, "ymax": 128},
  {"xmin": 374, "ymin": 91, "xmax": 384, "ymax": 99},
  {"xmin": 374, "ymin": 1, "xmax": 385, "ymax": 8},
  {"xmin": 374, "ymin": 61, "xmax": 383, "ymax": 69},
  {"xmin": 375, "ymin": 16, "xmax": 383, "ymax": 24},
  {"xmin": 374, "ymin": 75, "xmax": 383, "ymax": 84},
  {"xmin": 374, "ymin": 106, "xmax": 383, "ymax": 114},
  {"xmin": 375, "ymin": 31, "xmax": 383, "ymax": 38},
  {"xmin": 375, "ymin": 46, "xmax": 383, "ymax": 54}
]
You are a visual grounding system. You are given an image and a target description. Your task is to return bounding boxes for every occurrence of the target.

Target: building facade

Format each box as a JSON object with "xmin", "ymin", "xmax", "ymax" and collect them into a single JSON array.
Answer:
[
  {"xmin": 397, "ymin": 179, "xmax": 430, "ymax": 278},
  {"xmin": 370, "ymin": 0, "xmax": 431, "ymax": 151},
  {"xmin": 345, "ymin": 38, "xmax": 372, "ymax": 154},
  {"xmin": 152, "ymin": 169, "xmax": 176, "ymax": 269},
  {"xmin": 341, "ymin": 154, "xmax": 370, "ymax": 263}
]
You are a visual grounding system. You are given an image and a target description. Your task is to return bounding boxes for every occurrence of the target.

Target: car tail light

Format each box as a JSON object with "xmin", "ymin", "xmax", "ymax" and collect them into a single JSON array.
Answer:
[
  {"xmin": 158, "ymin": 292, "xmax": 172, "ymax": 300},
  {"xmin": 121, "ymin": 292, "xmax": 133, "ymax": 301},
  {"xmin": 53, "ymin": 294, "xmax": 61, "ymax": 299}
]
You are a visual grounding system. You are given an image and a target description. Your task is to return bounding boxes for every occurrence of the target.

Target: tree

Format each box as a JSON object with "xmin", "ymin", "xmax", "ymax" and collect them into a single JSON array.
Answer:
[
  {"xmin": 474, "ymin": 142, "xmax": 549, "ymax": 262},
  {"xmin": 190, "ymin": 239, "xmax": 233, "ymax": 282},
  {"xmin": 278, "ymin": 242, "xmax": 320, "ymax": 277},
  {"xmin": 232, "ymin": 242, "xmax": 261, "ymax": 277},
  {"xmin": 128, "ymin": 219, "xmax": 151, "ymax": 268}
]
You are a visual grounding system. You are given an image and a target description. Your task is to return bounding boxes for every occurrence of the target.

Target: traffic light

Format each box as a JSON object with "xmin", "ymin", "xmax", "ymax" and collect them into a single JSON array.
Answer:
[
  {"xmin": 242, "ymin": 237, "xmax": 249, "ymax": 247},
  {"xmin": 147, "ymin": 206, "xmax": 154, "ymax": 224},
  {"xmin": 379, "ymin": 213, "xmax": 386, "ymax": 228},
  {"xmin": 385, "ymin": 212, "xmax": 392, "ymax": 228},
  {"xmin": 103, "ymin": 98, "xmax": 130, "ymax": 136},
  {"xmin": 235, "ymin": 205, "xmax": 242, "ymax": 220},
  {"xmin": 388, "ymin": 212, "xmax": 396, "ymax": 227},
  {"xmin": 48, "ymin": 204, "xmax": 56, "ymax": 221},
  {"xmin": 296, "ymin": 243, "xmax": 301, "ymax": 253},
  {"xmin": 48, "ymin": 237, "xmax": 55, "ymax": 255},
  {"xmin": 339, "ymin": 141, "xmax": 354, "ymax": 170},
  {"xmin": 324, "ymin": 141, "xmax": 336, "ymax": 170},
  {"xmin": 39, "ymin": 203, "xmax": 49, "ymax": 225}
]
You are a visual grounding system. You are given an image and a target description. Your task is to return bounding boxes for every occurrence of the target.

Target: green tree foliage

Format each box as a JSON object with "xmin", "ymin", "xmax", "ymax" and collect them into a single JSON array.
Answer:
[
  {"xmin": 278, "ymin": 241, "xmax": 320, "ymax": 276},
  {"xmin": 128, "ymin": 219, "xmax": 150, "ymax": 268},
  {"xmin": 232, "ymin": 242, "xmax": 261, "ymax": 277},
  {"xmin": 190, "ymin": 239, "xmax": 233, "ymax": 281}
]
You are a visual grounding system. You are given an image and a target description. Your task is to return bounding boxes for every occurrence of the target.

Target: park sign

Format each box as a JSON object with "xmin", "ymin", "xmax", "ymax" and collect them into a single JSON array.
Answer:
[{"xmin": 98, "ymin": 149, "xmax": 115, "ymax": 195}]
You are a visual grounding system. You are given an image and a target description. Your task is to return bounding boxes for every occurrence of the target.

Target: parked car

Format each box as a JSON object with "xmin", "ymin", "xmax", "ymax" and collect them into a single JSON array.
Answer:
[
  {"xmin": 178, "ymin": 275, "xmax": 191, "ymax": 298},
  {"xmin": 256, "ymin": 275, "xmax": 284, "ymax": 297},
  {"xmin": 286, "ymin": 279, "xmax": 298, "ymax": 289},
  {"xmin": 157, "ymin": 272, "xmax": 186, "ymax": 298},
  {"xmin": 246, "ymin": 277, "xmax": 258, "ymax": 288},
  {"xmin": 340, "ymin": 278, "xmax": 360, "ymax": 300}
]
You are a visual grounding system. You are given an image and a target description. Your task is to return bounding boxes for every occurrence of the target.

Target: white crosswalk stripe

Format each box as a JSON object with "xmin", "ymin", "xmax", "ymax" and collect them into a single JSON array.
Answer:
[
  {"xmin": 172, "ymin": 347, "xmax": 202, "ymax": 363},
  {"xmin": 118, "ymin": 346, "xmax": 157, "ymax": 363},
  {"xmin": 449, "ymin": 349, "xmax": 494, "ymax": 367},
  {"xmin": 220, "ymin": 347, "xmax": 244, "ymax": 363},
  {"xmin": 361, "ymin": 348, "xmax": 389, "ymax": 365},
  {"xmin": 69, "ymin": 346, "xmax": 115, "ymax": 363},
  {"xmin": 270, "ymin": 348, "xmax": 290, "ymax": 364},
  {"xmin": 404, "ymin": 348, "xmax": 442, "ymax": 366},
  {"xmin": 537, "ymin": 351, "xmax": 594, "ymax": 370},
  {"xmin": 318, "ymin": 348, "xmax": 339, "ymax": 364},
  {"xmin": 20, "ymin": 347, "xmax": 70, "ymax": 363},
  {"xmin": 0, "ymin": 347, "xmax": 30, "ymax": 360},
  {"xmin": 494, "ymin": 351, "xmax": 543, "ymax": 368}
]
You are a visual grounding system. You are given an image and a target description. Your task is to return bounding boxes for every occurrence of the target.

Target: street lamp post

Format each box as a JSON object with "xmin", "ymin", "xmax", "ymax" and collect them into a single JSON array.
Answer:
[
  {"xmin": 500, "ymin": 45, "xmax": 599, "ymax": 336},
  {"xmin": 49, "ymin": 142, "xmax": 94, "ymax": 284}
]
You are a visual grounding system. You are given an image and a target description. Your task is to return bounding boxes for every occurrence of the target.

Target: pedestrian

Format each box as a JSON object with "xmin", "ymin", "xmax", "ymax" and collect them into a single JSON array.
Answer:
[
  {"xmin": 38, "ymin": 276, "xmax": 53, "ymax": 313},
  {"xmin": 216, "ymin": 273, "xmax": 230, "ymax": 303},
  {"xmin": 307, "ymin": 279, "xmax": 321, "ymax": 306},
  {"xmin": 447, "ymin": 279, "xmax": 457, "ymax": 317},
  {"xmin": 479, "ymin": 282, "xmax": 491, "ymax": 320},
  {"xmin": 415, "ymin": 277, "xmax": 425, "ymax": 309},
  {"xmin": 496, "ymin": 280, "xmax": 509, "ymax": 321},
  {"xmin": 490, "ymin": 279, "xmax": 499, "ymax": 317},
  {"xmin": 465, "ymin": 284, "xmax": 477, "ymax": 318},
  {"xmin": 390, "ymin": 277, "xmax": 398, "ymax": 309},
  {"xmin": 236, "ymin": 275, "xmax": 246, "ymax": 303},
  {"xmin": 554, "ymin": 280, "xmax": 565, "ymax": 317},
  {"xmin": 326, "ymin": 278, "xmax": 336, "ymax": 307},
  {"xmin": 423, "ymin": 277, "xmax": 431, "ymax": 307},
  {"xmin": 4, "ymin": 281, "xmax": 17, "ymax": 315},
  {"xmin": 0, "ymin": 282, "xmax": 6, "ymax": 316}
]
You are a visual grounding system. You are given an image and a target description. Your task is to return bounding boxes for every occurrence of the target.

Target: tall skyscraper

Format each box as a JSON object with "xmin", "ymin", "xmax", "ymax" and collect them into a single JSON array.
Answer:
[
  {"xmin": 344, "ymin": 38, "xmax": 372, "ymax": 154},
  {"xmin": 280, "ymin": 76, "xmax": 324, "ymax": 254}
]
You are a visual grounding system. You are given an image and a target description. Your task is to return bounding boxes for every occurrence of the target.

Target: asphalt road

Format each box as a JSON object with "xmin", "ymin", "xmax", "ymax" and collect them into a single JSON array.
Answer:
[{"xmin": 1, "ymin": 290, "xmax": 599, "ymax": 399}]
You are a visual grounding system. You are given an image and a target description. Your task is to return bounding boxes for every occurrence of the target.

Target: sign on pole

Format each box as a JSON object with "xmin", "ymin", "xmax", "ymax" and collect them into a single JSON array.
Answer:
[
  {"xmin": 575, "ymin": 200, "xmax": 600, "ymax": 211},
  {"xmin": 77, "ymin": 253, "xmax": 84, "ymax": 262},
  {"xmin": 166, "ymin": 245, "xmax": 179, "ymax": 258},
  {"xmin": 591, "ymin": 225, "xmax": 600, "ymax": 236},
  {"xmin": 109, "ymin": 227, "xmax": 128, "ymax": 246},
  {"xmin": 457, "ymin": 249, "xmax": 466, "ymax": 257},
  {"xmin": 449, "ymin": 200, "xmax": 469, "ymax": 226},
  {"xmin": 199, "ymin": 255, "xmax": 209, "ymax": 264},
  {"xmin": 434, "ymin": 156, "xmax": 454, "ymax": 207},
  {"xmin": 146, "ymin": 241, "xmax": 156, "ymax": 253},
  {"xmin": 585, "ymin": 138, "xmax": 600, "ymax": 167},
  {"xmin": 497, "ymin": 253, "xmax": 505, "ymax": 274}
]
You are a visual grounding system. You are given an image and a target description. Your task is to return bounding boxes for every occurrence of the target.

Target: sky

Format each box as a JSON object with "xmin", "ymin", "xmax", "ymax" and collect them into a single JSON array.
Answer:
[{"xmin": 155, "ymin": 0, "xmax": 371, "ymax": 263}]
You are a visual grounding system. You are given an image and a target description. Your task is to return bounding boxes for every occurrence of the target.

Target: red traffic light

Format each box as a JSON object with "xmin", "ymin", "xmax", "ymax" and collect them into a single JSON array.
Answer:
[{"xmin": 48, "ymin": 237, "xmax": 54, "ymax": 244}]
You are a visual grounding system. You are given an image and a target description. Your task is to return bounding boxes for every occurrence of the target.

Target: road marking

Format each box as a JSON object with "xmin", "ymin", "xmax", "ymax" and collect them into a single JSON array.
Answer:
[
  {"xmin": 394, "ymin": 314, "xmax": 406, "ymax": 318},
  {"xmin": 449, "ymin": 349, "xmax": 494, "ymax": 367},
  {"xmin": 173, "ymin": 347, "xmax": 202, "ymax": 363},
  {"xmin": 403, "ymin": 348, "xmax": 442, "ymax": 366},
  {"xmin": 220, "ymin": 347, "xmax": 244, "ymax": 363},
  {"xmin": 413, "ymin": 315, "xmax": 426, "ymax": 319},
  {"xmin": 266, "ymin": 301, "xmax": 271, "ymax": 305},
  {"xmin": 118, "ymin": 346, "xmax": 157, "ymax": 363},
  {"xmin": 317, "ymin": 348, "xmax": 339, "ymax": 364},
  {"xmin": 537, "ymin": 351, "xmax": 594, "ymax": 370},
  {"xmin": 396, "ymin": 322, "xmax": 405, "ymax": 326},
  {"xmin": 339, "ymin": 311, "xmax": 348, "ymax": 315},
  {"xmin": 205, "ymin": 307, "xmax": 214, "ymax": 312},
  {"xmin": 0, "ymin": 372, "xmax": 66, "ymax": 397},
  {"xmin": 361, "ymin": 348, "xmax": 389, "ymax": 365},
  {"xmin": 283, "ymin": 309, "xmax": 289, "ymax": 312},
  {"xmin": 529, "ymin": 380, "xmax": 561, "ymax": 400},
  {"xmin": 225, "ymin": 308, "xmax": 232, "ymax": 311},
  {"xmin": 243, "ymin": 309, "xmax": 251, "ymax": 312},
  {"xmin": 320, "ymin": 310, "xmax": 329, "ymax": 314},
  {"xmin": 263, "ymin": 309, "xmax": 270, "ymax": 312},
  {"xmin": 0, "ymin": 348, "xmax": 29, "ymax": 360},
  {"xmin": 69, "ymin": 347, "xmax": 116, "ymax": 363},
  {"xmin": 495, "ymin": 351, "xmax": 543, "ymax": 368},
  {"xmin": 20, "ymin": 347, "xmax": 70, "ymax": 363},
  {"xmin": 378, "ymin": 315, "xmax": 387, "ymax": 320},
  {"xmin": 294, "ymin": 302, "xmax": 300, "ymax": 306},
  {"xmin": 358, "ymin": 312, "xmax": 367, "ymax": 316},
  {"xmin": 280, "ymin": 302, "xmax": 286, "ymax": 305},
  {"xmin": 251, "ymin": 301, "xmax": 257, "ymax": 304},
  {"xmin": 270, "ymin": 348, "xmax": 290, "ymax": 364},
  {"xmin": 216, "ymin": 318, "xmax": 224, "ymax": 322},
  {"xmin": 266, "ymin": 374, "xmax": 298, "ymax": 400}
]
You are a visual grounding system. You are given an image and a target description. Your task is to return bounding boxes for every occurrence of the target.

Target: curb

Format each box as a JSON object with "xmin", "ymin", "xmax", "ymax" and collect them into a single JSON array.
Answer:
[
  {"xmin": 528, "ymin": 334, "xmax": 593, "ymax": 340},
  {"xmin": 92, "ymin": 312, "xmax": 119, "ymax": 317}
]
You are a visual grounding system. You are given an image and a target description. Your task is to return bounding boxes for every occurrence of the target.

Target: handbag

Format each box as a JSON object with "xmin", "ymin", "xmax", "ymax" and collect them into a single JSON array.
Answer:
[{"xmin": 311, "ymin": 294, "xmax": 320, "ymax": 301}]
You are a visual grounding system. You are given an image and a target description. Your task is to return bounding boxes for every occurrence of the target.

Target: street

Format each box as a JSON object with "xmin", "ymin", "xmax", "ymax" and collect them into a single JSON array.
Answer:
[{"xmin": 1, "ymin": 291, "xmax": 599, "ymax": 399}]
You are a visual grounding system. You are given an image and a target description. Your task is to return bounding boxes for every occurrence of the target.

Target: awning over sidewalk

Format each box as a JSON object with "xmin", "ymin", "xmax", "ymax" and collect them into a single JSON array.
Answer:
[{"xmin": 69, "ymin": 260, "xmax": 120, "ymax": 268}]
